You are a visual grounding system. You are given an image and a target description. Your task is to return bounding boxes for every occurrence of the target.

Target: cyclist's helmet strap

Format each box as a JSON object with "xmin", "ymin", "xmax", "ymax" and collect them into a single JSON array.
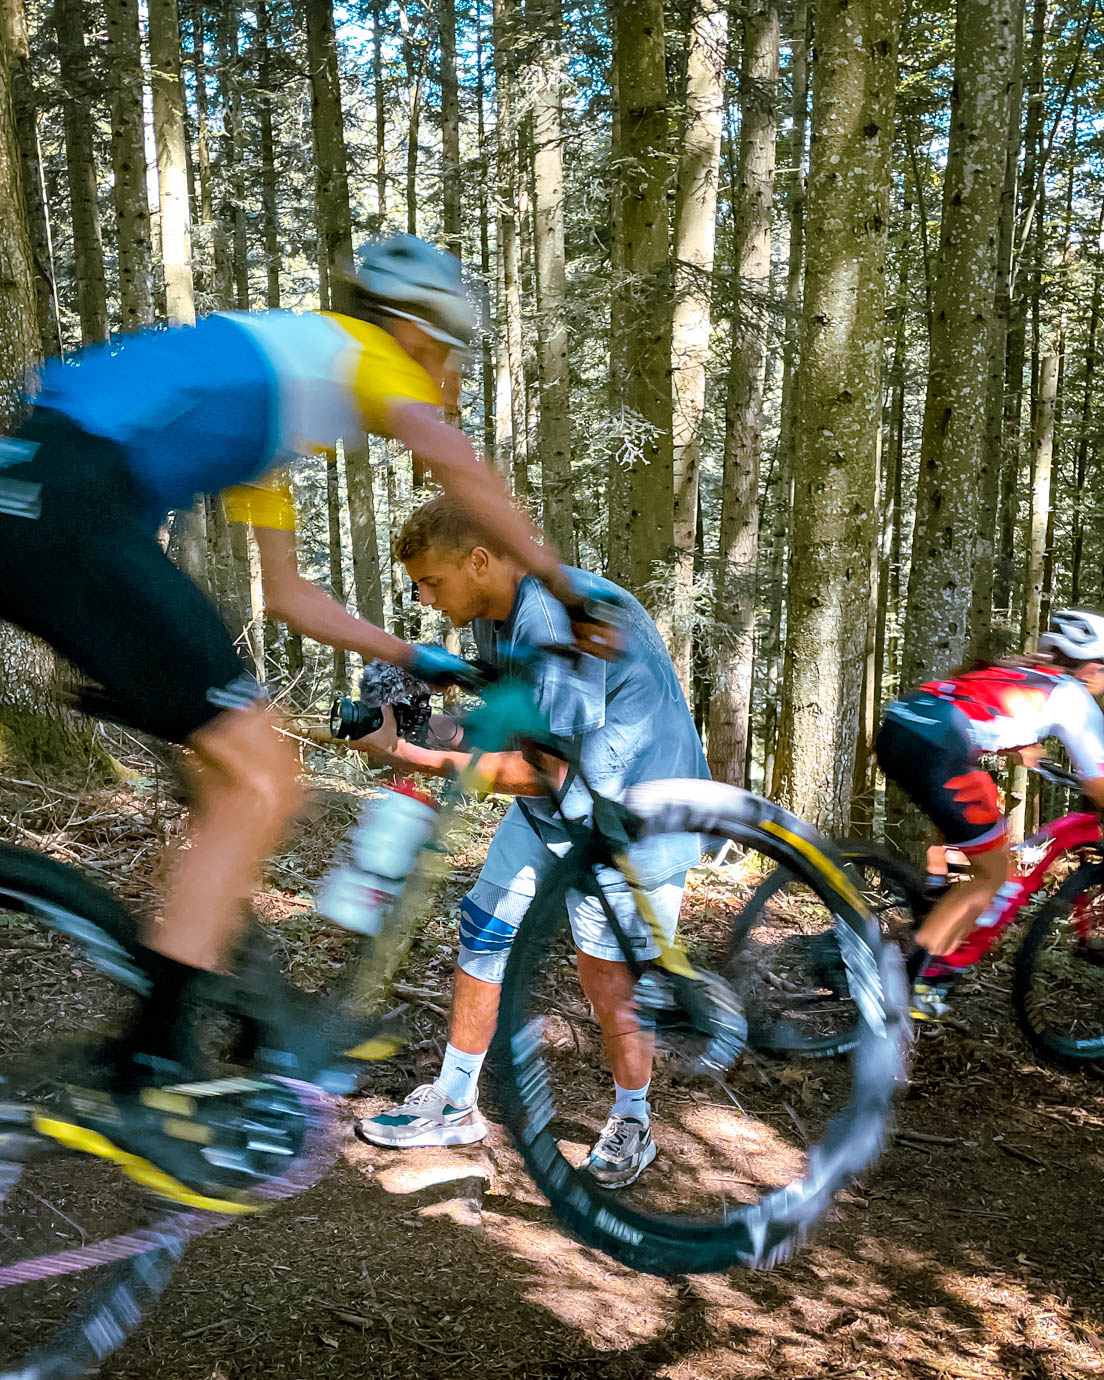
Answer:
[
  {"xmin": 336, "ymin": 234, "xmax": 476, "ymax": 352},
  {"xmin": 1039, "ymin": 609, "xmax": 1104, "ymax": 663}
]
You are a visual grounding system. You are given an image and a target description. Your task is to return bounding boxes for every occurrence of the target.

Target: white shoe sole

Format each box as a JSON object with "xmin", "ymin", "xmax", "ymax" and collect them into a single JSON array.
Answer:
[
  {"xmin": 585, "ymin": 1135, "xmax": 657, "ymax": 1189},
  {"xmin": 354, "ymin": 1115, "xmax": 488, "ymax": 1150}
]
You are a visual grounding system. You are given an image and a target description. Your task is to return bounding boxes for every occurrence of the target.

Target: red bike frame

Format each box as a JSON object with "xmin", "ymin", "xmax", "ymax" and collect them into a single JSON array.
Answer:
[{"xmin": 942, "ymin": 810, "xmax": 1103, "ymax": 970}]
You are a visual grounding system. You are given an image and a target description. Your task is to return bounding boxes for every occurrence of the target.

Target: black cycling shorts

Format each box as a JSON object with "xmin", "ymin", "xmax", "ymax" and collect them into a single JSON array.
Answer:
[
  {"xmin": 875, "ymin": 692, "xmax": 1005, "ymax": 854},
  {"xmin": 0, "ymin": 410, "xmax": 260, "ymax": 743}
]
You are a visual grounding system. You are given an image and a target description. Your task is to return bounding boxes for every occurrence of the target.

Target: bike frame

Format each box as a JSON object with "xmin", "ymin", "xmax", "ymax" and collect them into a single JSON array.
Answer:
[{"xmin": 942, "ymin": 808, "xmax": 1103, "ymax": 970}]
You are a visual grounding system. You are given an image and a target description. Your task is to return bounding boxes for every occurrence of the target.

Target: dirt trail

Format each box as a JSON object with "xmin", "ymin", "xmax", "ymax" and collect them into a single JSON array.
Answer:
[{"xmin": 2, "ymin": 771, "xmax": 1103, "ymax": 1379}]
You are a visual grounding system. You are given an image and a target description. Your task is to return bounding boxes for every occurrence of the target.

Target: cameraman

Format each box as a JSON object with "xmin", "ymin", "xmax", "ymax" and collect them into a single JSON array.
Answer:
[{"xmin": 349, "ymin": 496, "xmax": 708, "ymax": 1190}]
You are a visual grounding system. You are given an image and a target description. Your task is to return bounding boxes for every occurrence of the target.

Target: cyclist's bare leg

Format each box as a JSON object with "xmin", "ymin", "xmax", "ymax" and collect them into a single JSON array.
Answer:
[
  {"xmin": 575, "ymin": 950, "xmax": 653, "ymax": 1089},
  {"xmin": 914, "ymin": 839, "xmax": 1010, "ymax": 957},
  {"xmin": 143, "ymin": 701, "xmax": 304, "ymax": 970}
]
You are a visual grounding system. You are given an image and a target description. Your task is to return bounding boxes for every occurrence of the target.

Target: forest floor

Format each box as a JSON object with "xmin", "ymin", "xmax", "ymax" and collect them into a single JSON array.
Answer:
[{"xmin": 1, "ymin": 742, "xmax": 1102, "ymax": 1380}]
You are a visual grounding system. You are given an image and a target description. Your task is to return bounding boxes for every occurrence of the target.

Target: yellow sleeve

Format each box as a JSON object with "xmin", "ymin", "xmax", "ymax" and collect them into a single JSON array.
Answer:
[
  {"xmin": 325, "ymin": 313, "xmax": 442, "ymax": 436},
  {"xmin": 222, "ymin": 471, "xmax": 297, "ymax": 531}
]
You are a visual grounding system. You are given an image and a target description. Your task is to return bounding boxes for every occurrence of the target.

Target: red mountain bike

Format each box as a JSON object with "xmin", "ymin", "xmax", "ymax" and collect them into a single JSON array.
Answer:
[{"xmin": 735, "ymin": 760, "xmax": 1104, "ymax": 1067}]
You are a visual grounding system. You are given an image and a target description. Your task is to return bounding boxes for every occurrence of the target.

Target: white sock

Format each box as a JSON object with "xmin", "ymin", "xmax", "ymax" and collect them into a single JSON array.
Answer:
[
  {"xmin": 436, "ymin": 1042, "xmax": 486, "ymax": 1108},
  {"xmin": 612, "ymin": 1078, "xmax": 650, "ymax": 1125}
]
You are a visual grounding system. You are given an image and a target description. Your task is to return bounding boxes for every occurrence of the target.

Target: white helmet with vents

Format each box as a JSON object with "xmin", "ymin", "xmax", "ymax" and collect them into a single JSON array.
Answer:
[
  {"xmin": 1040, "ymin": 609, "xmax": 1104, "ymax": 662},
  {"xmin": 342, "ymin": 234, "xmax": 476, "ymax": 352}
]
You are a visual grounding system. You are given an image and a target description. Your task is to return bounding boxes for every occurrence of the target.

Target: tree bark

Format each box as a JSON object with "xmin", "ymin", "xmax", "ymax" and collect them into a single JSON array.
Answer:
[
  {"xmin": 54, "ymin": 0, "xmax": 109, "ymax": 344},
  {"xmin": 7, "ymin": 3, "xmax": 60, "ymax": 356},
  {"xmin": 972, "ymin": 0, "xmax": 1025, "ymax": 654},
  {"xmin": 256, "ymin": 0, "xmax": 281, "ymax": 307},
  {"xmin": 372, "ymin": 0, "xmax": 387, "ymax": 227},
  {"xmin": 1071, "ymin": 203, "xmax": 1104, "ymax": 602},
  {"xmin": 670, "ymin": 0, "xmax": 728, "ymax": 693},
  {"xmin": 765, "ymin": 0, "xmax": 810, "ymax": 793},
  {"xmin": 216, "ymin": 1, "xmax": 248, "ymax": 308},
  {"xmin": 614, "ymin": 0, "xmax": 673, "ymax": 619},
  {"xmin": 305, "ymin": 0, "xmax": 353, "ymax": 307},
  {"xmin": 493, "ymin": 0, "xmax": 529, "ymax": 499},
  {"xmin": 149, "ymin": 0, "xmax": 196, "ymax": 327},
  {"xmin": 707, "ymin": 0, "xmax": 777, "ymax": 786},
  {"xmin": 105, "ymin": 0, "xmax": 155, "ymax": 331},
  {"xmin": 996, "ymin": 0, "xmax": 1047, "ymax": 616},
  {"xmin": 529, "ymin": 0, "xmax": 573, "ymax": 554},
  {"xmin": 346, "ymin": 445, "xmax": 386, "ymax": 629},
  {"xmin": 900, "ymin": 0, "xmax": 1019, "ymax": 689},
  {"xmin": 774, "ymin": 0, "xmax": 899, "ymax": 831},
  {"xmin": 475, "ymin": 5, "xmax": 495, "ymax": 458}
]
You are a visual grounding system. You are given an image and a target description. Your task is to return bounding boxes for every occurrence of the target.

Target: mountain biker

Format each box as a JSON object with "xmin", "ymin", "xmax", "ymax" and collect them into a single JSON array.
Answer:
[
  {"xmin": 0, "ymin": 235, "xmax": 607, "ymax": 1213},
  {"xmin": 876, "ymin": 609, "xmax": 1104, "ymax": 1019},
  {"xmin": 349, "ymin": 495, "xmax": 709, "ymax": 1189}
]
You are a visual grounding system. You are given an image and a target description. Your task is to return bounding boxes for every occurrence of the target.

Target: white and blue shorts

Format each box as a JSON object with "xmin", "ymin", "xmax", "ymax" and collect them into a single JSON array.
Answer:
[{"xmin": 457, "ymin": 802, "xmax": 691, "ymax": 984}]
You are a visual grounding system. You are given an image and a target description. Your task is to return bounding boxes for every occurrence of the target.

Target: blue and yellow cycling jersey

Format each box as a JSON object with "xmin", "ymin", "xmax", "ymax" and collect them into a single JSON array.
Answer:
[{"xmin": 33, "ymin": 311, "xmax": 441, "ymax": 525}]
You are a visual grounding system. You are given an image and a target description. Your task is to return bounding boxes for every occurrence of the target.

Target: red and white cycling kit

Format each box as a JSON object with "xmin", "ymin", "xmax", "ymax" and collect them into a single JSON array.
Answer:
[
  {"xmin": 876, "ymin": 664, "xmax": 1104, "ymax": 854},
  {"xmin": 920, "ymin": 665, "xmax": 1104, "ymax": 779}
]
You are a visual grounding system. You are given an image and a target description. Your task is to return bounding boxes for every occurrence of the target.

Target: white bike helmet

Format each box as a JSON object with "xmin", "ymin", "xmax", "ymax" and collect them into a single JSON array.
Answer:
[
  {"xmin": 1039, "ymin": 609, "xmax": 1104, "ymax": 662},
  {"xmin": 341, "ymin": 234, "xmax": 476, "ymax": 351}
]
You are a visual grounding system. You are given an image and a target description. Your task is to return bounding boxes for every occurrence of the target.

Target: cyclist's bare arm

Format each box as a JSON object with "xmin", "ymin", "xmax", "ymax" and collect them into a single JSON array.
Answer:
[
  {"xmin": 389, "ymin": 401, "xmax": 563, "ymax": 587},
  {"xmin": 1081, "ymin": 776, "xmax": 1104, "ymax": 809},
  {"xmin": 253, "ymin": 524, "xmax": 416, "ymax": 668}
]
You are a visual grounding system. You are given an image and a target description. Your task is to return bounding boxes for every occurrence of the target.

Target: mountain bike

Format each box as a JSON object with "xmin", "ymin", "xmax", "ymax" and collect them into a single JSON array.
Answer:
[
  {"xmin": 0, "ymin": 646, "xmax": 908, "ymax": 1378},
  {"xmin": 736, "ymin": 760, "xmax": 1104, "ymax": 1067}
]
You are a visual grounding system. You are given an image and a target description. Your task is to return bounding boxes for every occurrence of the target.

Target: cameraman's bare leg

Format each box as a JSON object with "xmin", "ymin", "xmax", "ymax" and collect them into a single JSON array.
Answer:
[
  {"xmin": 575, "ymin": 950, "xmax": 653, "ymax": 1089},
  {"xmin": 143, "ymin": 701, "xmax": 304, "ymax": 970}
]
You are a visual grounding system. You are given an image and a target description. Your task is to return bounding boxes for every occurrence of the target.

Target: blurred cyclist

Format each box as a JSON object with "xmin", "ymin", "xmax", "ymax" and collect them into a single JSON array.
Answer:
[
  {"xmin": 877, "ymin": 610, "xmax": 1104, "ymax": 1019},
  {"xmin": 0, "ymin": 235, "xmax": 603, "ymax": 1211}
]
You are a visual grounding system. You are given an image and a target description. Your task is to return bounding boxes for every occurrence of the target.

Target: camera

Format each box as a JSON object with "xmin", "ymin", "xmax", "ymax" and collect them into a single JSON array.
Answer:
[{"xmin": 328, "ymin": 659, "xmax": 434, "ymax": 744}]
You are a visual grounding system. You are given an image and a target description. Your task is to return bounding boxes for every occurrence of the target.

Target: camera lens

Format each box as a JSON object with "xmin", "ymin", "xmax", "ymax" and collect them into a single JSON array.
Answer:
[{"xmin": 329, "ymin": 698, "xmax": 384, "ymax": 740}]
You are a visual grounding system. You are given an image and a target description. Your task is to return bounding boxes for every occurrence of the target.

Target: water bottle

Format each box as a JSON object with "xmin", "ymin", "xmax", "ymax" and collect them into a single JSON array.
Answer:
[{"xmin": 317, "ymin": 781, "xmax": 438, "ymax": 935}]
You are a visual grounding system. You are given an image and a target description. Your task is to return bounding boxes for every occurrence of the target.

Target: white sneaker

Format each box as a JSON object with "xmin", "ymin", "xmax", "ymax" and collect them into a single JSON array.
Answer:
[
  {"xmin": 583, "ymin": 1114, "xmax": 657, "ymax": 1189},
  {"xmin": 354, "ymin": 1083, "xmax": 488, "ymax": 1149}
]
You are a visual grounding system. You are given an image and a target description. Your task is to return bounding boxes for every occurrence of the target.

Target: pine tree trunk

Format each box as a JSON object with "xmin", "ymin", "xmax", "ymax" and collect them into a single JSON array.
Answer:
[
  {"xmin": 614, "ymin": 0, "xmax": 673, "ymax": 618},
  {"xmin": 996, "ymin": 0, "xmax": 1047, "ymax": 616},
  {"xmin": 149, "ymin": 0, "xmax": 196, "ymax": 327},
  {"xmin": 305, "ymin": 0, "xmax": 353, "ymax": 304},
  {"xmin": 493, "ymin": 0, "xmax": 529, "ymax": 499},
  {"xmin": 256, "ymin": 0, "xmax": 281, "ymax": 308},
  {"xmin": 149, "ymin": 0, "xmax": 205, "ymax": 585},
  {"xmin": 216, "ymin": 2, "xmax": 248, "ymax": 308},
  {"xmin": 55, "ymin": 0, "xmax": 109, "ymax": 344},
  {"xmin": 765, "ymin": 0, "xmax": 810, "ymax": 793},
  {"xmin": 7, "ymin": 4, "xmax": 60, "ymax": 355},
  {"xmin": 372, "ymin": 0, "xmax": 387, "ymax": 227},
  {"xmin": 475, "ymin": 6, "xmax": 495, "ymax": 458},
  {"xmin": 190, "ymin": 2, "xmax": 218, "ymax": 301},
  {"xmin": 529, "ymin": 0, "xmax": 573, "ymax": 555},
  {"xmin": 399, "ymin": 2, "xmax": 424, "ymax": 238},
  {"xmin": 670, "ymin": 0, "xmax": 728, "ymax": 693},
  {"xmin": 972, "ymin": 0, "xmax": 1025, "ymax": 654},
  {"xmin": 1071, "ymin": 204, "xmax": 1104, "ymax": 602},
  {"xmin": 440, "ymin": 0, "xmax": 460, "ymax": 258},
  {"xmin": 707, "ymin": 1, "xmax": 777, "ymax": 786},
  {"xmin": 900, "ymin": 0, "xmax": 1019, "ymax": 691},
  {"xmin": 0, "ymin": 9, "xmax": 37, "ymax": 420},
  {"xmin": 346, "ymin": 446, "xmax": 385, "ymax": 628},
  {"xmin": 774, "ymin": 0, "xmax": 899, "ymax": 832},
  {"xmin": 605, "ymin": 58, "xmax": 629, "ymax": 584},
  {"xmin": 105, "ymin": 0, "xmax": 155, "ymax": 331},
  {"xmin": 1023, "ymin": 351, "xmax": 1058, "ymax": 644},
  {"xmin": 327, "ymin": 450, "xmax": 348, "ymax": 692}
]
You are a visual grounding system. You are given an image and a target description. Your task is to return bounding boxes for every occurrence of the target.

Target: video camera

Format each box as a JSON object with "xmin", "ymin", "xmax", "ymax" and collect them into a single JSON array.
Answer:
[{"xmin": 329, "ymin": 659, "xmax": 433, "ymax": 744}]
